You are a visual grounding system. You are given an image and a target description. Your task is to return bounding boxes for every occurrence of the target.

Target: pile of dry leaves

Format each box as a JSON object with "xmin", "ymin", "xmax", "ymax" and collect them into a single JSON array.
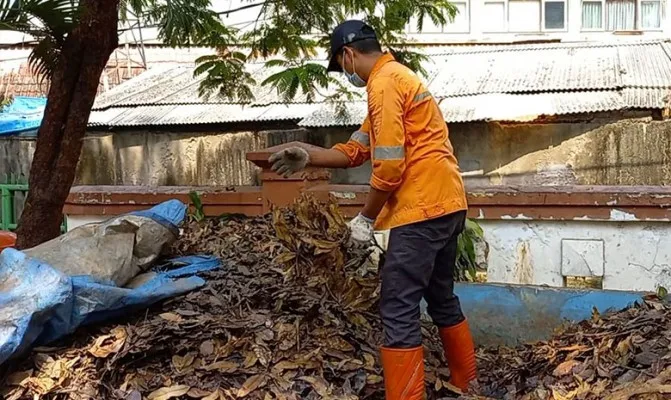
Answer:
[
  {"xmin": 475, "ymin": 299, "xmax": 671, "ymax": 400},
  {"xmin": 0, "ymin": 196, "xmax": 451, "ymax": 400},
  {"xmin": 1, "ymin": 195, "xmax": 670, "ymax": 400}
]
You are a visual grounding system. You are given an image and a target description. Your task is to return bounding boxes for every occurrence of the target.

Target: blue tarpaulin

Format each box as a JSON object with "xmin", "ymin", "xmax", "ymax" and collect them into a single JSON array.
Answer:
[
  {"xmin": 0, "ymin": 96, "xmax": 46, "ymax": 136},
  {"xmin": 0, "ymin": 200, "xmax": 221, "ymax": 365}
]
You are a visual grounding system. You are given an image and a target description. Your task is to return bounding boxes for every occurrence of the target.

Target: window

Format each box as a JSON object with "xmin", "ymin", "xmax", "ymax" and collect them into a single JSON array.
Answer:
[
  {"xmin": 582, "ymin": 0, "xmax": 662, "ymax": 31},
  {"xmin": 407, "ymin": 2, "xmax": 470, "ymax": 34},
  {"xmin": 582, "ymin": 1, "xmax": 604, "ymax": 29},
  {"xmin": 607, "ymin": 0, "xmax": 636, "ymax": 30},
  {"xmin": 446, "ymin": 2, "xmax": 470, "ymax": 32},
  {"xmin": 509, "ymin": 0, "xmax": 541, "ymax": 32},
  {"xmin": 484, "ymin": 1, "xmax": 506, "ymax": 32},
  {"xmin": 484, "ymin": 0, "xmax": 567, "ymax": 33},
  {"xmin": 544, "ymin": 1, "xmax": 566, "ymax": 29},
  {"xmin": 641, "ymin": 0, "xmax": 662, "ymax": 28}
]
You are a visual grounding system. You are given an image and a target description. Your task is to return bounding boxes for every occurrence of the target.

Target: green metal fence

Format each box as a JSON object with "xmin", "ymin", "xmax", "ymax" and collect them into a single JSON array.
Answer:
[
  {"xmin": 0, "ymin": 183, "xmax": 66, "ymax": 232},
  {"xmin": 0, "ymin": 183, "xmax": 27, "ymax": 231}
]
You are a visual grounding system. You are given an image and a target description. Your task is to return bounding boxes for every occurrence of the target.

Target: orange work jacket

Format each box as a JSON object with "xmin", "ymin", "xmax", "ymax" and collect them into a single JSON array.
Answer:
[{"xmin": 333, "ymin": 53, "xmax": 467, "ymax": 231}]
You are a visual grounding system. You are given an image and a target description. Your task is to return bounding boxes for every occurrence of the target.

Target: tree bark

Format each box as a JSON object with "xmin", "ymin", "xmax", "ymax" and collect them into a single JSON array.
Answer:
[{"xmin": 15, "ymin": 0, "xmax": 119, "ymax": 249}]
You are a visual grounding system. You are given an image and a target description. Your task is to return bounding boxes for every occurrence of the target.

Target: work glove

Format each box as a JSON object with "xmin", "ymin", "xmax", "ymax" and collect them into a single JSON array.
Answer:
[
  {"xmin": 268, "ymin": 147, "xmax": 310, "ymax": 178},
  {"xmin": 348, "ymin": 213, "xmax": 375, "ymax": 248}
]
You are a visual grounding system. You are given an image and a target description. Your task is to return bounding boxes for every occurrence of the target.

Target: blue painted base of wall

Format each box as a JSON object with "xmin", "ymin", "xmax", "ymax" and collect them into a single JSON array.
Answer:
[{"xmin": 426, "ymin": 283, "xmax": 645, "ymax": 346}]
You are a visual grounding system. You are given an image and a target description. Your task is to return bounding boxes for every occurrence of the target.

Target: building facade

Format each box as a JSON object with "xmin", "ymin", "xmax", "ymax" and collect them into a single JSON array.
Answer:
[{"xmin": 406, "ymin": 0, "xmax": 671, "ymax": 43}]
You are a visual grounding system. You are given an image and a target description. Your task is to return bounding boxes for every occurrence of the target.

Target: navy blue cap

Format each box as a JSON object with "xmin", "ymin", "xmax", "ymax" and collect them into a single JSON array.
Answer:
[{"xmin": 327, "ymin": 20, "xmax": 378, "ymax": 72}]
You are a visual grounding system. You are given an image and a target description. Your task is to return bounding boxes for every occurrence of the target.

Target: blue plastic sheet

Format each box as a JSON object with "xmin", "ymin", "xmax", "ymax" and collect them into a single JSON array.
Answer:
[
  {"xmin": 0, "ymin": 96, "xmax": 46, "ymax": 136},
  {"xmin": 0, "ymin": 201, "xmax": 221, "ymax": 365}
]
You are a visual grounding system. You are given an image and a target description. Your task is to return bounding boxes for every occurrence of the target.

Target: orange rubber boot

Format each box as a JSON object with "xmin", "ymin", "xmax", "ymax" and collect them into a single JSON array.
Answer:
[
  {"xmin": 380, "ymin": 346, "xmax": 425, "ymax": 400},
  {"xmin": 439, "ymin": 319, "xmax": 477, "ymax": 393}
]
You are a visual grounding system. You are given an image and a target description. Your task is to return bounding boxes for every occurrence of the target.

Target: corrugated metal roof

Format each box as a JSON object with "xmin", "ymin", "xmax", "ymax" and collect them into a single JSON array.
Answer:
[
  {"xmin": 89, "ymin": 103, "xmax": 320, "ymax": 127},
  {"xmin": 429, "ymin": 46, "xmax": 620, "ymax": 97},
  {"xmin": 89, "ymin": 39, "xmax": 671, "ymax": 128},
  {"xmin": 299, "ymin": 88, "xmax": 670, "ymax": 126},
  {"xmin": 618, "ymin": 44, "xmax": 671, "ymax": 88},
  {"xmin": 440, "ymin": 91, "xmax": 625, "ymax": 123},
  {"xmin": 298, "ymin": 102, "xmax": 368, "ymax": 127}
]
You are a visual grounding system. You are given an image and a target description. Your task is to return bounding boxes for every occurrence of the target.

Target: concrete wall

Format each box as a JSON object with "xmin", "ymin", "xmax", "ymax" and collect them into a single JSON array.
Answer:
[
  {"xmin": 482, "ymin": 117, "xmax": 671, "ymax": 186},
  {"xmin": 0, "ymin": 136, "xmax": 34, "ymax": 183},
  {"xmin": 316, "ymin": 113, "xmax": 668, "ymax": 186},
  {"xmin": 2, "ymin": 114, "xmax": 669, "ymax": 188},
  {"xmin": 76, "ymin": 128, "xmax": 313, "ymax": 186},
  {"xmin": 479, "ymin": 217, "xmax": 671, "ymax": 292}
]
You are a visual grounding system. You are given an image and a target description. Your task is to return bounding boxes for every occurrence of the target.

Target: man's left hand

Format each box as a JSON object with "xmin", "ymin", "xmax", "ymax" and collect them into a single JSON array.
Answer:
[{"xmin": 348, "ymin": 214, "xmax": 375, "ymax": 247}]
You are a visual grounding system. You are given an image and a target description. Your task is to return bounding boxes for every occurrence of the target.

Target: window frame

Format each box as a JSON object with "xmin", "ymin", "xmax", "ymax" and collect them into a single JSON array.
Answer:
[
  {"xmin": 639, "ymin": 0, "xmax": 663, "ymax": 30},
  {"xmin": 483, "ymin": 0, "xmax": 569, "ymax": 33},
  {"xmin": 581, "ymin": 0, "xmax": 607, "ymax": 31},
  {"xmin": 483, "ymin": 0, "xmax": 508, "ymax": 33},
  {"xmin": 507, "ymin": 0, "xmax": 543, "ymax": 33},
  {"xmin": 542, "ymin": 0, "xmax": 569, "ymax": 31},
  {"xmin": 580, "ymin": 0, "xmax": 664, "ymax": 32}
]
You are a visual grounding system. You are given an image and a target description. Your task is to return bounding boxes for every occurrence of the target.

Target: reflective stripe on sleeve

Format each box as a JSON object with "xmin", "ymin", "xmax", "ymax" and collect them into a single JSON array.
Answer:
[
  {"xmin": 413, "ymin": 91, "xmax": 431, "ymax": 103},
  {"xmin": 374, "ymin": 146, "xmax": 405, "ymax": 160},
  {"xmin": 350, "ymin": 130, "xmax": 370, "ymax": 147}
]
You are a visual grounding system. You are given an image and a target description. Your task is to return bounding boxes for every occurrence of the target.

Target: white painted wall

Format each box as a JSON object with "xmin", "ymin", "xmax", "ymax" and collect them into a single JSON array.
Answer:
[
  {"xmin": 371, "ymin": 211, "xmax": 671, "ymax": 292},
  {"xmin": 479, "ymin": 217, "xmax": 671, "ymax": 292}
]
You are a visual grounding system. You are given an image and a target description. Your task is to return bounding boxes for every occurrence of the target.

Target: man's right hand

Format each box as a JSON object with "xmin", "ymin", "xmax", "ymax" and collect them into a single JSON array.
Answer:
[{"xmin": 268, "ymin": 147, "xmax": 310, "ymax": 178}]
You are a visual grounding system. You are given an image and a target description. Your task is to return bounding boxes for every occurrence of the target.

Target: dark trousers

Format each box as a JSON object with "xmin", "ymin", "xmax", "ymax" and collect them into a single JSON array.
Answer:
[{"xmin": 380, "ymin": 210, "xmax": 467, "ymax": 348}]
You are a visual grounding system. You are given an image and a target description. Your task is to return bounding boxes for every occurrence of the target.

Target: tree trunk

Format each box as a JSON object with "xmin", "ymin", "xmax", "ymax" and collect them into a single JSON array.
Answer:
[{"xmin": 15, "ymin": 0, "xmax": 119, "ymax": 249}]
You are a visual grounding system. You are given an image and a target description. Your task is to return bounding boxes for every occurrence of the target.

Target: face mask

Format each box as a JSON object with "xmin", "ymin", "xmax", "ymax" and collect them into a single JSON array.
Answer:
[{"xmin": 343, "ymin": 50, "xmax": 366, "ymax": 88}]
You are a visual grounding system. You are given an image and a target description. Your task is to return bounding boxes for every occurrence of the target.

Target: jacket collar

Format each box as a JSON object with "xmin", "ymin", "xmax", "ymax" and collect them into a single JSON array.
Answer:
[{"xmin": 367, "ymin": 52, "xmax": 395, "ymax": 86}]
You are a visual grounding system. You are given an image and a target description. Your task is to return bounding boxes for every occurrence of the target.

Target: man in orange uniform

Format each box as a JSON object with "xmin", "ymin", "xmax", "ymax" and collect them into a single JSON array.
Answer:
[{"xmin": 268, "ymin": 20, "xmax": 477, "ymax": 398}]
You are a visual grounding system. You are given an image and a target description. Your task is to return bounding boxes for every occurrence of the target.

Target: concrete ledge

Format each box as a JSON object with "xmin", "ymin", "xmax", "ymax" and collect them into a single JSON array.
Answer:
[
  {"xmin": 311, "ymin": 184, "xmax": 671, "ymax": 221},
  {"xmin": 64, "ymin": 184, "xmax": 671, "ymax": 221},
  {"xmin": 65, "ymin": 186, "xmax": 263, "ymax": 217}
]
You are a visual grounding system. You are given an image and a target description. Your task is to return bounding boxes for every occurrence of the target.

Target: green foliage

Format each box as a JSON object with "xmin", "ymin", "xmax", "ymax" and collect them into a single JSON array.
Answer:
[
  {"xmin": 194, "ymin": 51, "xmax": 256, "ymax": 102},
  {"xmin": 193, "ymin": 0, "xmax": 458, "ymax": 103},
  {"xmin": 1, "ymin": 0, "xmax": 457, "ymax": 103},
  {"xmin": 188, "ymin": 191, "xmax": 205, "ymax": 223},
  {"xmin": 0, "ymin": 94, "xmax": 12, "ymax": 112},
  {"xmin": 455, "ymin": 218, "xmax": 485, "ymax": 282},
  {"xmin": 0, "ymin": 0, "xmax": 78, "ymax": 80}
]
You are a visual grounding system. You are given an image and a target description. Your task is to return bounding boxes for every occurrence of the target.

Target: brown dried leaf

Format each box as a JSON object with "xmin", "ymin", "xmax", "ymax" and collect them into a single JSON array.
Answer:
[
  {"xmin": 147, "ymin": 385, "xmax": 191, "ymax": 400},
  {"xmin": 159, "ymin": 313, "xmax": 184, "ymax": 323},
  {"xmin": 203, "ymin": 390, "xmax": 224, "ymax": 400},
  {"xmin": 272, "ymin": 361, "xmax": 300, "ymax": 374},
  {"xmin": 88, "ymin": 327, "xmax": 127, "ymax": 358},
  {"xmin": 299, "ymin": 376, "xmax": 331, "ymax": 397},
  {"xmin": 553, "ymin": 360, "xmax": 582, "ymax": 377},
  {"xmin": 187, "ymin": 387, "xmax": 212, "ymax": 398},
  {"xmin": 172, "ymin": 353, "xmax": 197, "ymax": 373},
  {"xmin": 237, "ymin": 374, "xmax": 268, "ymax": 398},
  {"xmin": 21, "ymin": 377, "xmax": 56, "ymax": 396},
  {"xmin": 202, "ymin": 360, "xmax": 238, "ymax": 373}
]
